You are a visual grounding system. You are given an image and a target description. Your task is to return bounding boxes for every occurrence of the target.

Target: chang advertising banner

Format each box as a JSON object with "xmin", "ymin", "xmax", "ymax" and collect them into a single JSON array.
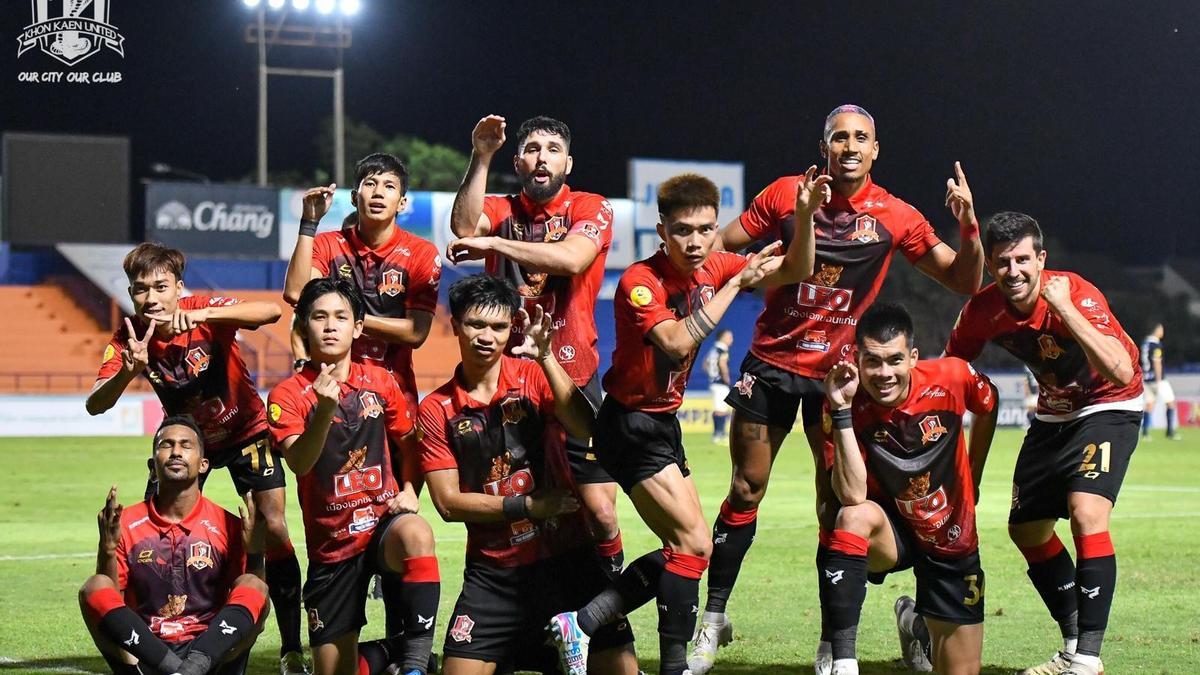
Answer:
[
  {"xmin": 277, "ymin": 188, "xmax": 434, "ymax": 259},
  {"xmin": 145, "ymin": 182, "xmax": 279, "ymax": 258},
  {"xmin": 629, "ymin": 158, "xmax": 744, "ymax": 257}
]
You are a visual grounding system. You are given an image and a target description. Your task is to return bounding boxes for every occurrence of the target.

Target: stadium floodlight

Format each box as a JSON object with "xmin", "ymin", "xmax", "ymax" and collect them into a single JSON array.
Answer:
[
  {"xmin": 242, "ymin": 0, "xmax": 261, "ymax": 7},
  {"xmin": 292, "ymin": 0, "xmax": 310, "ymax": 9},
  {"xmin": 315, "ymin": 0, "xmax": 335, "ymax": 14},
  {"xmin": 267, "ymin": 0, "xmax": 286, "ymax": 9},
  {"xmin": 339, "ymin": 0, "xmax": 361, "ymax": 15}
]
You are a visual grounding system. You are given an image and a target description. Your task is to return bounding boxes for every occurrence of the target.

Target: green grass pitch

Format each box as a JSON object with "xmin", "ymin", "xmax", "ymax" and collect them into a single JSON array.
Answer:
[{"xmin": 1, "ymin": 429, "xmax": 1197, "ymax": 674}]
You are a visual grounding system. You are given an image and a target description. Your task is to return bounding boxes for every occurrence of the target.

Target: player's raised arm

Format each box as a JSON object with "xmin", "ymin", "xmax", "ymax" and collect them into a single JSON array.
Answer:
[
  {"xmin": 85, "ymin": 317, "xmax": 158, "ymax": 416},
  {"xmin": 283, "ymin": 183, "xmax": 336, "ymax": 305},
  {"xmin": 450, "ymin": 115, "xmax": 505, "ymax": 239},
  {"xmin": 276, "ymin": 363, "xmax": 339, "ymax": 475},
  {"xmin": 771, "ymin": 166, "xmax": 829, "ymax": 284},
  {"xmin": 519, "ymin": 306, "xmax": 595, "ymax": 440},
  {"xmin": 824, "ymin": 361, "xmax": 869, "ymax": 505},
  {"xmin": 95, "ymin": 485, "xmax": 123, "ymax": 584},
  {"xmin": 913, "ymin": 162, "xmax": 985, "ymax": 295},
  {"xmin": 148, "ymin": 299, "xmax": 282, "ymax": 335},
  {"xmin": 647, "ymin": 242, "xmax": 781, "ymax": 361},
  {"xmin": 1041, "ymin": 276, "xmax": 1136, "ymax": 386}
]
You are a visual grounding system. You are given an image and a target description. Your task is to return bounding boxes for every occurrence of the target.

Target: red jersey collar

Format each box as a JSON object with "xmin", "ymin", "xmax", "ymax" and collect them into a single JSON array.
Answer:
[
  {"xmin": 449, "ymin": 356, "xmax": 520, "ymax": 410},
  {"xmin": 827, "ymin": 173, "xmax": 881, "ymax": 212},
  {"xmin": 518, "ymin": 184, "xmax": 572, "ymax": 216},
  {"xmin": 651, "ymin": 247, "xmax": 705, "ymax": 283},
  {"xmin": 347, "ymin": 223, "xmax": 403, "ymax": 258},
  {"xmin": 146, "ymin": 492, "xmax": 208, "ymax": 532}
]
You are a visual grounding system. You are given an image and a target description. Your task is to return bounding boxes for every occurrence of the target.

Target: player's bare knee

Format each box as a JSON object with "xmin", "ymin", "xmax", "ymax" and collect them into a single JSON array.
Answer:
[
  {"xmin": 1067, "ymin": 499, "xmax": 1111, "ymax": 535},
  {"xmin": 583, "ymin": 493, "xmax": 619, "ymax": 533},
  {"xmin": 79, "ymin": 574, "xmax": 116, "ymax": 602},
  {"xmin": 1008, "ymin": 521, "xmax": 1053, "ymax": 547},
  {"xmin": 834, "ymin": 502, "xmax": 881, "ymax": 537},
  {"xmin": 729, "ymin": 473, "xmax": 767, "ymax": 509},
  {"xmin": 232, "ymin": 573, "xmax": 268, "ymax": 594},
  {"xmin": 391, "ymin": 515, "xmax": 436, "ymax": 557}
]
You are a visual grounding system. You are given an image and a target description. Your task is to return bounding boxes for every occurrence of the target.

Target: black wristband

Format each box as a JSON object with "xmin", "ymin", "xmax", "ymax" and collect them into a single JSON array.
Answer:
[
  {"xmin": 830, "ymin": 407, "xmax": 853, "ymax": 430},
  {"xmin": 299, "ymin": 219, "xmax": 319, "ymax": 237},
  {"xmin": 502, "ymin": 495, "xmax": 529, "ymax": 520}
]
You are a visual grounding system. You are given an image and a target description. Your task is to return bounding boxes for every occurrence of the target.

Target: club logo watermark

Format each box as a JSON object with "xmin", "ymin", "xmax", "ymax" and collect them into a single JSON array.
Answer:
[{"xmin": 16, "ymin": 0, "xmax": 125, "ymax": 84}]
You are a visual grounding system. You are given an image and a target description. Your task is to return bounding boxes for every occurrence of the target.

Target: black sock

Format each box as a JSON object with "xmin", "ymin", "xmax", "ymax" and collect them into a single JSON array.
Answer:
[
  {"xmin": 657, "ymin": 569, "xmax": 701, "ymax": 675},
  {"xmin": 704, "ymin": 502, "xmax": 758, "ymax": 614},
  {"xmin": 187, "ymin": 605, "xmax": 254, "ymax": 666},
  {"xmin": 265, "ymin": 551, "xmax": 303, "ymax": 655},
  {"xmin": 1166, "ymin": 407, "xmax": 1177, "ymax": 437},
  {"xmin": 97, "ymin": 607, "xmax": 182, "ymax": 673},
  {"xmin": 1075, "ymin": 539, "xmax": 1117, "ymax": 657},
  {"xmin": 911, "ymin": 613, "xmax": 932, "ymax": 663},
  {"xmin": 579, "ymin": 549, "xmax": 666, "ymax": 636},
  {"xmin": 399, "ymin": 578, "xmax": 439, "ymax": 673},
  {"xmin": 821, "ymin": 547, "xmax": 868, "ymax": 661},
  {"xmin": 598, "ymin": 539, "xmax": 626, "ymax": 583},
  {"xmin": 381, "ymin": 574, "xmax": 406, "ymax": 639},
  {"xmin": 1024, "ymin": 545, "xmax": 1080, "ymax": 641},
  {"xmin": 815, "ymin": 544, "xmax": 832, "ymax": 642}
]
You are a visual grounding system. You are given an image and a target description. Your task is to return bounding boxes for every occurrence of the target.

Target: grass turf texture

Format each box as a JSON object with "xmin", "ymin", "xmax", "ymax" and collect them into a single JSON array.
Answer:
[{"xmin": 1, "ymin": 430, "xmax": 1197, "ymax": 674}]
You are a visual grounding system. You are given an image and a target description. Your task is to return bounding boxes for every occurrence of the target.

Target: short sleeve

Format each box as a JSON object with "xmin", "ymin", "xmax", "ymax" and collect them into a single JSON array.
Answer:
[
  {"xmin": 96, "ymin": 331, "xmax": 126, "ymax": 381},
  {"xmin": 567, "ymin": 195, "xmax": 614, "ymax": 252},
  {"xmin": 617, "ymin": 265, "xmax": 675, "ymax": 337},
  {"xmin": 1069, "ymin": 276, "xmax": 1121, "ymax": 340},
  {"xmin": 219, "ymin": 510, "xmax": 247, "ymax": 589},
  {"xmin": 406, "ymin": 243, "xmax": 441, "ymax": 314},
  {"xmin": 266, "ymin": 382, "xmax": 309, "ymax": 446},
  {"xmin": 115, "ymin": 528, "xmax": 129, "ymax": 590},
  {"xmin": 418, "ymin": 397, "xmax": 458, "ymax": 474},
  {"xmin": 381, "ymin": 375, "xmax": 415, "ymax": 439},
  {"xmin": 944, "ymin": 300, "xmax": 987, "ymax": 362},
  {"xmin": 482, "ymin": 195, "xmax": 508, "ymax": 235},
  {"xmin": 310, "ymin": 232, "xmax": 336, "ymax": 276},
  {"xmin": 739, "ymin": 177, "xmax": 792, "ymax": 240},
  {"xmin": 958, "ymin": 359, "xmax": 997, "ymax": 416},
  {"xmin": 895, "ymin": 209, "xmax": 943, "ymax": 263},
  {"xmin": 711, "ymin": 251, "xmax": 749, "ymax": 287}
]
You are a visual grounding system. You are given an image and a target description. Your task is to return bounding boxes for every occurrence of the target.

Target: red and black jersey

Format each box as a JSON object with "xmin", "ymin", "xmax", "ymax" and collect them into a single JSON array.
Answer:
[
  {"xmin": 115, "ymin": 495, "xmax": 245, "ymax": 643},
  {"xmin": 267, "ymin": 361, "xmax": 415, "ymax": 564},
  {"xmin": 419, "ymin": 356, "xmax": 589, "ymax": 568},
  {"xmin": 845, "ymin": 358, "xmax": 995, "ymax": 558},
  {"xmin": 482, "ymin": 186, "xmax": 612, "ymax": 386},
  {"xmin": 739, "ymin": 174, "xmax": 943, "ymax": 379},
  {"xmin": 97, "ymin": 295, "xmax": 267, "ymax": 456},
  {"xmin": 604, "ymin": 250, "xmax": 748, "ymax": 413},
  {"xmin": 311, "ymin": 226, "xmax": 441, "ymax": 403},
  {"xmin": 945, "ymin": 270, "xmax": 1143, "ymax": 421}
]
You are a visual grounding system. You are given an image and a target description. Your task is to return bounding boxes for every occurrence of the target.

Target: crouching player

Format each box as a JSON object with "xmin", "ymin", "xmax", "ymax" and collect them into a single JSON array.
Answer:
[
  {"xmin": 418, "ymin": 274, "xmax": 637, "ymax": 674},
  {"xmin": 820, "ymin": 303, "xmax": 998, "ymax": 675},
  {"xmin": 268, "ymin": 279, "xmax": 439, "ymax": 675},
  {"xmin": 80, "ymin": 416, "xmax": 269, "ymax": 675}
]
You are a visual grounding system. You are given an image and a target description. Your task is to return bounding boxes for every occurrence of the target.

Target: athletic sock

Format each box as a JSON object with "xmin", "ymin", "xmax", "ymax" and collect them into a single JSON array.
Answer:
[
  {"xmin": 1166, "ymin": 407, "xmax": 1177, "ymax": 437},
  {"xmin": 84, "ymin": 587, "xmax": 182, "ymax": 673},
  {"xmin": 1141, "ymin": 410, "xmax": 1151, "ymax": 436},
  {"xmin": 396, "ymin": 556, "xmax": 440, "ymax": 673},
  {"xmin": 714, "ymin": 414, "xmax": 728, "ymax": 437},
  {"xmin": 579, "ymin": 548, "xmax": 667, "ymax": 636},
  {"xmin": 658, "ymin": 550, "xmax": 707, "ymax": 675},
  {"xmin": 597, "ymin": 531, "xmax": 626, "ymax": 582},
  {"xmin": 184, "ymin": 585, "xmax": 268, "ymax": 670},
  {"xmin": 821, "ymin": 530, "xmax": 869, "ymax": 662},
  {"xmin": 1018, "ymin": 533, "xmax": 1080, "ymax": 642},
  {"xmin": 704, "ymin": 499, "xmax": 758, "ymax": 614},
  {"xmin": 264, "ymin": 542, "xmax": 303, "ymax": 656},
  {"xmin": 1074, "ymin": 532, "xmax": 1117, "ymax": 658},
  {"xmin": 816, "ymin": 531, "xmax": 833, "ymax": 642}
]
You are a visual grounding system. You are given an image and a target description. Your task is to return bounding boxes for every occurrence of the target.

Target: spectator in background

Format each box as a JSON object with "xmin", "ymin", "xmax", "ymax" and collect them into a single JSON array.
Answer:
[
  {"xmin": 704, "ymin": 330, "xmax": 735, "ymax": 444},
  {"xmin": 1141, "ymin": 322, "xmax": 1181, "ymax": 441}
]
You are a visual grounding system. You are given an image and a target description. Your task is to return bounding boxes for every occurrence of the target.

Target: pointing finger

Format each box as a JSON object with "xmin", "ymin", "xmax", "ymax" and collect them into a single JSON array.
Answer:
[
  {"xmin": 124, "ymin": 317, "xmax": 136, "ymax": 339},
  {"xmin": 954, "ymin": 161, "xmax": 966, "ymax": 183}
]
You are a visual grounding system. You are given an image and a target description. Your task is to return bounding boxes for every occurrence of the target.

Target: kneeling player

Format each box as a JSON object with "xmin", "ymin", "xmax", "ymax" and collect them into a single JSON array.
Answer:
[
  {"xmin": 80, "ymin": 416, "xmax": 270, "ymax": 675},
  {"xmin": 269, "ymin": 279, "xmax": 440, "ymax": 675},
  {"xmin": 821, "ymin": 304, "xmax": 998, "ymax": 675},
  {"xmin": 419, "ymin": 274, "xmax": 637, "ymax": 674}
]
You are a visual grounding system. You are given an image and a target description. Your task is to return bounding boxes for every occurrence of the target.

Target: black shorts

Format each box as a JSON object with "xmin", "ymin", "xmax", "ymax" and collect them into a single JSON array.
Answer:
[
  {"xmin": 302, "ymin": 513, "xmax": 399, "ymax": 645},
  {"xmin": 565, "ymin": 374, "xmax": 614, "ymax": 485},
  {"xmin": 867, "ymin": 514, "xmax": 985, "ymax": 625},
  {"xmin": 724, "ymin": 353, "xmax": 825, "ymax": 431},
  {"xmin": 442, "ymin": 547, "xmax": 634, "ymax": 670},
  {"xmin": 1009, "ymin": 410, "xmax": 1140, "ymax": 525},
  {"xmin": 144, "ymin": 432, "xmax": 286, "ymax": 501},
  {"xmin": 593, "ymin": 397, "xmax": 689, "ymax": 494}
]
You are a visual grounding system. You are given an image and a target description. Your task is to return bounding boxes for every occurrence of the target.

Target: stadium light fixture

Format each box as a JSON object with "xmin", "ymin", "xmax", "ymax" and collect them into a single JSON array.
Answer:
[
  {"xmin": 315, "ymin": 0, "xmax": 335, "ymax": 14},
  {"xmin": 267, "ymin": 0, "xmax": 286, "ymax": 9},
  {"xmin": 340, "ymin": 0, "xmax": 361, "ymax": 15},
  {"xmin": 242, "ymin": 0, "xmax": 261, "ymax": 7},
  {"xmin": 292, "ymin": 0, "xmax": 310, "ymax": 9}
]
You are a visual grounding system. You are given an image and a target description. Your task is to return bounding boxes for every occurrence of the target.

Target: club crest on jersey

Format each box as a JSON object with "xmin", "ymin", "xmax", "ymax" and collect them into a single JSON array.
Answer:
[
  {"xmin": 186, "ymin": 541, "xmax": 213, "ymax": 571},
  {"xmin": 377, "ymin": 268, "xmax": 406, "ymax": 297},
  {"xmin": 799, "ymin": 329, "xmax": 831, "ymax": 352},
  {"xmin": 307, "ymin": 608, "xmax": 325, "ymax": 633},
  {"xmin": 348, "ymin": 506, "xmax": 378, "ymax": 534},
  {"xmin": 699, "ymin": 285, "xmax": 715, "ymax": 303},
  {"xmin": 544, "ymin": 217, "xmax": 568, "ymax": 242},
  {"xmin": 1038, "ymin": 334, "xmax": 1064, "ymax": 360},
  {"xmin": 501, "ymin": 395, "xmax": 527, "ymax": 425},
  {"xmin": 849, "ymin": 214, "xmax": 880, "ymax": 243},
  {"xmin": 919, "ymin": 415, "xmax": 948, "ymax": 444},
  {"xmin": 735, "ymin": 372, "xmax": 756, "ymax": 399},
  {"xmin": 449, "ymin": 614, "xmax": 475, "ymax": 643},
  {"xmin": 185, "ymin": 347, "xmax": 211, "ymax": 376},
  {"xmin": 359, "ymin": 391, "xmax": 383, "ymax": 418}
]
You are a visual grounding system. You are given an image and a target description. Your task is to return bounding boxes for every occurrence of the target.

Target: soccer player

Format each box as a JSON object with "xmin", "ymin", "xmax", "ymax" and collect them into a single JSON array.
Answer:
[
  {"xmin": 704, "ymin": 330, "xmax": 735, "ymax": 444},
  {"xmin": 820, "ymin": 303, "xmax": 998, "ymax": 675},
  {"xmin": 693, "ymin": 104, "xmax": 986, "ymax": 674},
  {"xmin": 419, "ymin": 274, "xmax": 637, "ymax": 675},
  {"xmin": 945, "ymin": 212, "xmax": 1143, "ymax": 675},
  {"xmin": 85, "ymin": 243, "xmax": 307, "ymax": 674},
  {"xmin": 268, "ymin": 278, "xmax": 440, "ymax": 675},
  {"xmin": 447, "ymin": 114, "xmax": 626, "ymax": 579},
  {"xmin": 546, "ymin": 173, "xmax": 818, "ymax": 675},
  {"xmin": 1140, "ymin": 322, "xmax": 1180, "ymax": 440},
  {"xmin": 283, "ymin": 152, "xmax": 442, "ymax": 638},
  {"xmin": 79, "ymin": 416, "xmax": 270, "ymax": 675}
]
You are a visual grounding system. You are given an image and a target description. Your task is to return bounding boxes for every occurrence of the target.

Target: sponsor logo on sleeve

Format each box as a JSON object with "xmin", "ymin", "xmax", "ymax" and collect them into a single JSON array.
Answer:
[
  {"xmin": 103, "ymin": 344, "xmax": 115, "ymax": 363},
  {"xmin": 629, "ymin": 285, "xmax": 653, "ymax": 307},
  {"xmin": 268, "ymin": 403, "xmax": 282, "ymax": 423}
]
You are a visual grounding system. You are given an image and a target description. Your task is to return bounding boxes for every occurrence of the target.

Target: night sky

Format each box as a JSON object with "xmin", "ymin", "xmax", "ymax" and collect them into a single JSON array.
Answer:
[{"xmin": 3, "ymin": 1, "xmax": 1197, "ymax": 263}]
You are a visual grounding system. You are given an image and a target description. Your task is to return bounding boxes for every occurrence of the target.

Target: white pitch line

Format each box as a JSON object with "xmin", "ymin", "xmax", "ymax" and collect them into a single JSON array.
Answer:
[
  {"xmin": 0, "ymin": 656, "xmax": 99, "ymax": 674},
  {"xmin": 0, "ymin": 552, "xmax": 92, "ymax": 562}
]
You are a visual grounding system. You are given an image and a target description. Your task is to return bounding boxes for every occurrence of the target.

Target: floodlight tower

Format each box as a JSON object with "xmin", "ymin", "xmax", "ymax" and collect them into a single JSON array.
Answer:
[{"xmin": 242, "ymin": 0, "xmax": 361, "ymax": 186}]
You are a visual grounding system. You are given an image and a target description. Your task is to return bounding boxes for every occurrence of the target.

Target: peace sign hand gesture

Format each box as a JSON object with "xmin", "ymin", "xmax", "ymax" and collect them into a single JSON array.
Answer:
[
  {"xmin": 97, "ymin": 485, "xmax": 123, "ymax": 553},
  {"xmin": 122, "ymin": 317, "xmax": 158, "ymax": 375},
  {"xmin": 795, "ymin": 165, "xmax": 833, "ymax": 219},
  {"xmin": 734, "ymin": 240, "xmax": 784, "ymax": 289}
]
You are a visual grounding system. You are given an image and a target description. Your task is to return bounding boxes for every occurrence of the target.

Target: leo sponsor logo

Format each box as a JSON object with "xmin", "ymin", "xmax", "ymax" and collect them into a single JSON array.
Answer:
[
  {"xmin": 377, "ymin": 268, "xmax": 406, "ymax": 297},
  {"xmin": 185, "ymin": 347, "xmax": 211, "ymax": 376},
  {"xmin": 849, "ymin": 214, "xmax": 881, "ymax": 243},
  {"xmin": 334, "ymin": 465, "xmax": 383, "ymax": 498},
  {"xmin": 186, "ymin": 541, "xmax": 213, "ymax": 571},
  {"xmin": 799, "ymin": 329, "xmax": 831, "ymax": 352},
  {"xmin": 797, "ymin": 283, "xmax": 853, "ymax": 312},
  {"xmin": 359, "ymin": 391, "xmax": 383, "ymax": 418},
  {"xmin": 449, "ymin": 614, "xmax": 475, "ymax": 643},
  {"xmin": 919, "ymin": 415, "xmax": 948, "ymax": 444},
  {"xmin": 482, "ymin": 467, "xmax": 535, "ymax": 498},
  {"xmin": 1038, "ymin": 334, "xmax": 1064, "ymax": 360},
  {"xmin": 348, "ymin": 506, "xmax": 378, "ymax": 534},
  {"xmin": 895, "ymin": 476, "xmax": 951, "ymax": 523}
]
